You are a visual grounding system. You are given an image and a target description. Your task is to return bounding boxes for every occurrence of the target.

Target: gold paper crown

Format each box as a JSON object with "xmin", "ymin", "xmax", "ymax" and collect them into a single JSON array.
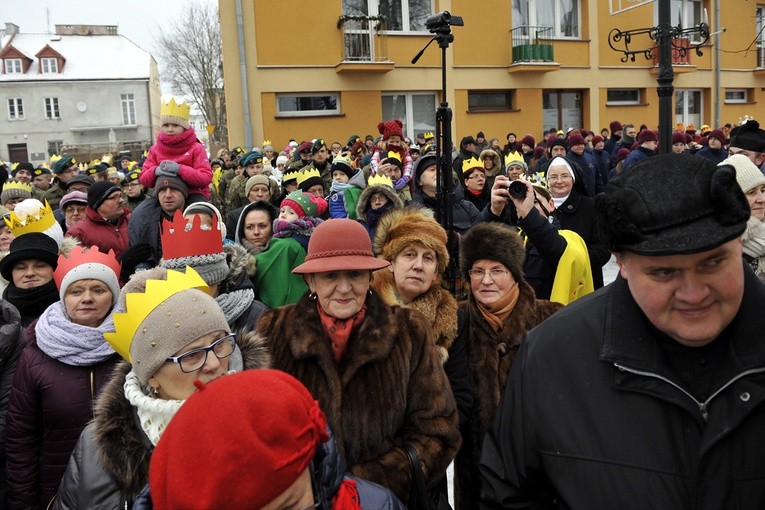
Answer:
[
  {"xmin": 423, "ymin": 132, "xmax": 435, "ymax": 140},
  {"xmin": 367, "ymin": 173, "xmax": 394, "ymax": 188},
  {"xmin": 504, "ymin": 152, "xmax": 525, "ymax": 166},
  {"xmin": 3, "ymin": 180, "xmax": 33, "ymax": 194},
  {"xmin": 4, "ymin": 200, "xmax": 55, "ymax": 236},
  {"xmin": 462, "ymin": 156, "xmax": 484, "ymax": 174},
  {"xmin": 104, "ymin": 267, "xmax": 209, "ymax": 362},
  {"xmin": 296, "ymin": 167, "xmax": 321, "ymax": 186},
  {"xmin": 262, "ymin": 139, "xmax": 272, "ymax": 147},
  {"xmin": 160, "ymin": 98, "xmax": 190, "ymax": 121},
  {"xmin": 10, "ymin": 162, "xmax": 18, "ymax": 172},
  {"xmin": 49, "ymin": 154, "xmax": 62, "ymax": 165}
]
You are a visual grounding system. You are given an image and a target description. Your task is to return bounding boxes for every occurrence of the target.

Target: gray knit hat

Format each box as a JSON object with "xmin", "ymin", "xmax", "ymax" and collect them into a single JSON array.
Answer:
[
  {"xmin": 108, "ymin": 266, "xmax": 230, "ymax": 384},
  {"xmin": 1, "ymin": 179, "xmax": 32, "ymax": 205},
  {"xmin": 159, "ymin": 210, "xmax": 228, "ymax": 286}
]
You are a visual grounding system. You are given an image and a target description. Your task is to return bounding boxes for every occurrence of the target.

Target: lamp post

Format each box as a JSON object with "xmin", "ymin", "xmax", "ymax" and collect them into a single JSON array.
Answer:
[{"xmin": 608, "ymin": 0, "xmax": 709, "ymax": 153}]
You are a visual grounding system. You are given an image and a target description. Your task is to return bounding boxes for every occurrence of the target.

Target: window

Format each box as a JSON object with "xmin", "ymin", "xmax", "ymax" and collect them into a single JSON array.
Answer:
[
  {"xmin": 381, "ymin": 93, "xmax": 436, "ymax": 139},
  {"xmin": 513, "ymin": 0, "xmax": 580, "ymax": 38},
  {"xmin": 47, "ymin": 140, "xmax": 63, "ymax": 155},
  {"xmin": 7, "ymin": 98, "xmax": 24, "ymax": 120},
  {"xmin": 276, "ymin": 94, "xmax": 340, "ymax": 117},
  {"xmin": 656, "ymin": 0, "xmax": 705, "ymax": 42},
  {"xmin": 343, "ymin": 0, "xmax": 433, "ymax": 32},
  {"xmin": 44, "ymin": 97, "xmax": 60, "ymax": 119},
  {"xmin": 121, "ymin": 93, "xmax": 136, "ymax": 125},
  {"xmin": 675, "ymin": 89, "xmax": 703, "ymax": 129},
  {"xmin": 606, "ymin": 89, "xmax": 641, "ymax": 105},
  {"xmin": 40, "ymin": 57, "xmax": 58, "ymax": 74},
  {"xmin": 757, "ymin": 5, "xmax": 765, "ymax": 67},
  {"xmin": 4, "ymin": 58, "xmax": 22, "ymax": 74},
  {"xmin": 543, "ymin": 90, "xmax": 582, "ymax": 131},
  {"xmin": 468, "ymin": 91, "xmax": 515, "ymax": 112},
  {"xmin": 724, "ymin": 89, "xmax": 748, "ymax": 103}
]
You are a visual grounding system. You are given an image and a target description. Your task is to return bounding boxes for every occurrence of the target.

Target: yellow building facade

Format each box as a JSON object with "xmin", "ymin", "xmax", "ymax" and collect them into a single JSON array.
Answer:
[{"xmin": 219, "ymin": 0, "xmax": 765, "ymax": 149}]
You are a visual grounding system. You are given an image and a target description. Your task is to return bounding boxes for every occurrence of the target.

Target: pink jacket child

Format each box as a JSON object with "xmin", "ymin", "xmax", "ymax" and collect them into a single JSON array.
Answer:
[
  {"xmin": 370, "ymin": 119, "xmax": 413, "ymax": 191},
  {"xmin": 140, "ymin": 98, "xmax": 212, "ymax": 199}
]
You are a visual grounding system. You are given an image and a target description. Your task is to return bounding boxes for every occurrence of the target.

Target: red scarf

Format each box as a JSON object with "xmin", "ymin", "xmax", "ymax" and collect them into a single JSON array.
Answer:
[
  {"xmin": 317, "ymin": 303, "xmax": 367, "ymax": 361},
  {"xmin": 155, "ymin": 127, "xmax": 198, "ymax": 158},
  {"xmin": 332, "ymin": 479, "xmax": 361, "ymax": 509}
]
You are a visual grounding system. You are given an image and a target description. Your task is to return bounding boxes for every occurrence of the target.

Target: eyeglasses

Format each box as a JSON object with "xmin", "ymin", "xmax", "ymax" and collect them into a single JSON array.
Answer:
[
  {"xmin": 467, "ymin": 173, "xmax": 486, "ymax": 180},
  {"xmin": 165, "ymin": 333, "xmax": 236, "ymax": 372},
  {"xmin": 547, "ymin": 174, "xmax": 572, "ymax": 182},
  {"xmin": 123, "ymin": 183, "xmax": 141, "ymax": 189},
  {"xmin": 468, "ymin": 268, "xmax": 510, "ymax": 280}
]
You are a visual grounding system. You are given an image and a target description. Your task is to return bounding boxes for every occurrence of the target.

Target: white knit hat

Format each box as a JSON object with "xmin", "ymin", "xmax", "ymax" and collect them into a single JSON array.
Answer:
[{"xmin": 720, "ymin": 154, "xmax": 765, "ymax": 194}]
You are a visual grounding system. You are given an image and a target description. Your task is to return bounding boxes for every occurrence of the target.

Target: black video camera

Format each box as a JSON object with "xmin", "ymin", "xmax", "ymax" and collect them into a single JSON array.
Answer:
[{"xmin": 425, "ymin": 11, "xmax": 464, "ymax": 32}]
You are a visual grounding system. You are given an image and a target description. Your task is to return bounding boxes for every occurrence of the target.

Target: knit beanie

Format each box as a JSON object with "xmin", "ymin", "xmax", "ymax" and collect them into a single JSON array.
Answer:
[
  {"xmin": 107, "ymin": 266, "xmax": 229, "ymax": 384},
  {"xmin": 12, "ymin": 162, "xmax": 34, "ymax": 177},
  {"xmin": 592, "ymin": 135, "xmax": 604, "ymax": 146},
  {"xmin": 373, "ymin": 206, "xmax": 449, "ymax": 273},
  {"xmin": 721, "ymin": 154, "xmax": 765, "ymax": 194},
  {"xmin": 330, "ymin": 154, "xmax": 355, "ymax": 180},
  {"xmin": 730, "ymin": 120, "xmax": 765, "ymax": 152},
  {"xmin": 281, "ymin": 191, "xmax": 327, "ymax": 219},
  {"xmin": 672, "ymin": 132, "xmax": 687, "ymax": 145},
  {"xmin": 160, "ymin": 98, "xmax": 190, "ymax": 129},
  {"xmin": 54, "ymin": 246, "xmax": 121, "ymax": 306},
  {"xmin": 155, "ymin": 175, "xmax": 189, "ymax": 198},
  {"xmin": 568, "ymin": 132, "xmax": 585, "ymax": 146},
  {"xmin": 637, "ymin": 130, "xmax": 658, "ymax": 144},
  {"xmin": 275, "ymin": 155, "xmax": 290, "ymax": 167},
  {"xmin": 1, "ymin": 180, "xmax": 32, "ymax": 204},
  {"xmin": 87, "ymin": 182, "xmax": 121, "ymax": 212},
  {"xmin": 610, "ymin": 120, "xmax": 623, "ymax": 133},
  {"xmin": 245, "ymin": 175, "xmax": 271, "ymax": 198},
  {"xmin": 149, "ymin": 370, "xmax": 329, "ymax": 510},
  {"xmin": 377, "ymin": 119, "xmax": 404, "ymax": 141},
  {"xmin": 708, "ymin": 129, "xmax": 726, "ymax": 144},
  {"xmin": 521, "ymin": 134, "xmax": 535, "ymax": 147},
  {"xmin": 459, "ymin": 221, "xmax": 525, "ymax": 284},
  {"xmin": 160, "ymin": 210, "xmax": 228, "ymax": 287},
  {"xmin": 281, "ymin": 167, "xmax": 300, "ymax": 186}
]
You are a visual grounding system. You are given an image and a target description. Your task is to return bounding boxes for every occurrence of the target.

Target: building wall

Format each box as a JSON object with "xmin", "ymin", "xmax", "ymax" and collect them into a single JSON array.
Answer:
[{"xmin": 220, "ymin": 0, "xmax": 765, "ymax": 150}]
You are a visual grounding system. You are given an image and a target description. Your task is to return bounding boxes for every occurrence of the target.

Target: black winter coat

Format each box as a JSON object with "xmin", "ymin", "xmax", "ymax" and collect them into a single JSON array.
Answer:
[
  {"xmin": 0, "ymin": 300, "xmax": 22, "ymax": 505},
  {"xmin": 480, "ymin": 271, "xmax": 765, "ymax": 509},
  {"xmin": 552, "ymin": 190, "xmax": 609, "ymax": 289}
]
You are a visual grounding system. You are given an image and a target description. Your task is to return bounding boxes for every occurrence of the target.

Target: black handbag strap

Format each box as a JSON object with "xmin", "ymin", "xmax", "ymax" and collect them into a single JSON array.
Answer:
[{"xmin": 404, "ymin": 443, "xmax": 429, "ymax": 509}]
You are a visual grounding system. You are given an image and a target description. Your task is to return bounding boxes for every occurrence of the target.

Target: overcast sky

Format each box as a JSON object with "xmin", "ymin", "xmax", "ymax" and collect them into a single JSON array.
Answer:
[{"xmin": 0, "ymin": 0, "xmax": 217, "ymax": 93}]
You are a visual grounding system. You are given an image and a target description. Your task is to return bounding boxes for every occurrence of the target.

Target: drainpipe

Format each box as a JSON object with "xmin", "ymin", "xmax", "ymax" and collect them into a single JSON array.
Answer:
[{"xmin": 236, "ymin": 0, "xmax": 253, "ymax": 148}]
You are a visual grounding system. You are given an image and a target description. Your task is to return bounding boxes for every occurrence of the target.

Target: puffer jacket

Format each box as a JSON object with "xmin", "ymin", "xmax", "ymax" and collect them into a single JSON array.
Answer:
[
  {"xmin": 0, "ymin": 300, "xmax": 23, "ymax": 505},
  {"xmin": 65, "ymin": 207, "xmax": 131, "ymax": 258},
  {"xmin": 480, "ymin": 270, "xmax": 765, "ymax": 509},
  {"xmin": 5, "ymin": 329, "xmax": 119, "ymax": 509},
  {"xmin": 52, "ymin": 331, "xmax": 271, "ymax": 509},
  {"xmin": 132, "ymin": 426, "xmax": 406, "ymax": 510}
]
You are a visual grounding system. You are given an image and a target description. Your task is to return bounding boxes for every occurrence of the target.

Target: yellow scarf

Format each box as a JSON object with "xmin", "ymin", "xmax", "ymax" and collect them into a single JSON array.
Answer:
[{"xmin": 475, "ymin": 282, "xmax": 519, "ymax": 333}]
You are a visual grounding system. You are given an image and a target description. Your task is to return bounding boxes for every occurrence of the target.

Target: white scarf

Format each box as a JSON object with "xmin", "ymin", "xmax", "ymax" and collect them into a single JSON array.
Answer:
[{"xmin": 123, "ymin": 371, "xmax": 184, "ymax": 446}]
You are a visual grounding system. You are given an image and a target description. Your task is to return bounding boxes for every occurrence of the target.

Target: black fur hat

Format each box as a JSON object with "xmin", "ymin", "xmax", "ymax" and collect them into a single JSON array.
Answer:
[
  {"xmin": 595, "ymin": 153, "xmax": 749, "ymax": 255},
  {"xmin": 459, "ymin": 222, "xmax": 525, "ymax": 284}
]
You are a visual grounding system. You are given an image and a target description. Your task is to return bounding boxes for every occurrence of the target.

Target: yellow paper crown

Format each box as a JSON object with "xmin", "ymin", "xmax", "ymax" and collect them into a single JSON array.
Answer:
[
  {"xmin": 462, "ymin": 156, "xmax": 484, "ymax": 174},
  {"xmin": 160, "ymin": 98, "xmax": 190, "ymax": 121},
  {"xmin": 423, "ymin": 132, "xmax": 435, "ymax": 140},
  {"xmin": 49, "ymin": 154, "xmax": 62, "ymax": 165},
  {"xmin": 296, "ymin": 167, "xmax": 321, "ymax": 186},
  {"xmin": 3, "ymin": 180, "xmax": 33, "ymax": 194},
  {"xmin": 10, "ymin": 162, "xmax": 19, "ymax": 172},
  {"xmin": 4, "ymin": 200, "xmax": 55, "ymax": 236},
  {"xmin": 104, "ymin": 267, "xmax": 209, "ymax": 362},
  {"xmin": 262, "ymin": 139, "xmax": 272, "ymax": 147},
  {"xmin": 504, "ymin": 152, "xmax": 525, "ymax": 166},
  {"xmin": 367, "ymin": 173, "xmax": 394, "ymax": 188}
]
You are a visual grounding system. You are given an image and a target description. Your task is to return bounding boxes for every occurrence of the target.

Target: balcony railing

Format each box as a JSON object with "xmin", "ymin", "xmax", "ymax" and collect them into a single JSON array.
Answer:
[
  {"xmin": 511, "ymin": 25, "xmax": 554, "ymax": 63},
  {"xmin": 652, "ymin": 37, "xmax": 692, "ymax": 65},
  {"xmin": 337, "ymin": 15, "xmax": 388, "ymax": 62}
]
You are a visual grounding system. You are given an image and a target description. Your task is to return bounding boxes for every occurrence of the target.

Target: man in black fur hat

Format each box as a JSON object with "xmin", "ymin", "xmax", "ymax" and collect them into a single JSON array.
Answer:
[
  {"xmin": 728, "ymin": 119, "xmax": 765, "ymax": 174},
  {"xmin": 480, "ymin": 154, "xmax": 765, "ymax": 509}
]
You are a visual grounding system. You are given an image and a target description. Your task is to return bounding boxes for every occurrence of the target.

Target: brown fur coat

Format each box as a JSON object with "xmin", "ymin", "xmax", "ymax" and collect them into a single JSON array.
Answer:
[
  {"xmin": 256, "ymin": 290, "xmax": 460, "ymax": 503},
  {"xmin": 454, "ymin": 280, "xmax": 562, "ymax": 510}
]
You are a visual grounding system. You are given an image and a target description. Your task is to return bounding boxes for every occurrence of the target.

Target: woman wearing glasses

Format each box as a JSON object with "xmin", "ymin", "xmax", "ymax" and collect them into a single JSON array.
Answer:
[
  {"xmin": 454, "ymin": 222, "xmax": 560, "ymax": 510},
  {"xmin": 52, "ymin": 266, "xmax": 269, "ymax": 509}
]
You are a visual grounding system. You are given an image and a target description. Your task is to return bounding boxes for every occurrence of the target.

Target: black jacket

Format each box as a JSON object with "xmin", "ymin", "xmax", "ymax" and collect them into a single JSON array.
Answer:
[
  {"xmin": 480, "ymin": 270, "xmax": 765, "ymax": 509},
  {"xmin": 0, "ymin": 300, "xmax": 22, "ymax": 505}
]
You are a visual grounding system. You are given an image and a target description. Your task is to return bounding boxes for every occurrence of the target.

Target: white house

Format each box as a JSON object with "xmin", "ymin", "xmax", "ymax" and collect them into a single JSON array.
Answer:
[{"xmin": 0, "ymin": 22, "xmax": 161, "ymax": 164}]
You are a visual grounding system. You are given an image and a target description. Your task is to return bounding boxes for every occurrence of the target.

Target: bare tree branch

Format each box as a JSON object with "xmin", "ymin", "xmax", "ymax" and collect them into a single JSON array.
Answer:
[{"xmin": 153, "ymin": 0, "xmax": 227, "ymax": 143}]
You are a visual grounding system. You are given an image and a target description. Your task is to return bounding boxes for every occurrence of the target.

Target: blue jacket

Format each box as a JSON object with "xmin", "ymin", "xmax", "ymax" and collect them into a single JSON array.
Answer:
[
  {"xmin": 132, "ymin": 428, "xmax": 405, "ymax": 510},
  {"xmin": 621, "ymin": 145, "xmax": 656, "ymax": 172},
  {"xmin": 566, "ymin": 151, "xmax": 604, "ymax": 197}
]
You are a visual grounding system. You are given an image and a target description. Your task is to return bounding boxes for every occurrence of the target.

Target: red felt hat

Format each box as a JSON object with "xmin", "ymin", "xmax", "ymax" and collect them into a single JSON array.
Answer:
[
  {"xmin": 149, "ymin": 370, "xmax": 331, "ymax": 510},
  {"xmin": 377, "ymin": 119, "xmax": 404, "ymax": 141},
  {"xmin": 293, "ymin": 219, "xmax": 390, "ymax": 274}
]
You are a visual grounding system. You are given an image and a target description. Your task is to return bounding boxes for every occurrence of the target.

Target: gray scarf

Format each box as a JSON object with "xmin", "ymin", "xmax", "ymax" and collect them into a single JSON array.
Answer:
[
  {"xmin": 36, "ymin": 301, "xmax": 116, "ymax": 366},
  {"xmin": 215, "ymin": 288, "xmax": 254, "ymax": 324}
]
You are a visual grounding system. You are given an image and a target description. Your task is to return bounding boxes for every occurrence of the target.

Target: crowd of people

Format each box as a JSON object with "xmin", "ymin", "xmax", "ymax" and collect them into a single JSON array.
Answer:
[{"xmin": 0, "ymin": 100, "xmax": 764, "ymax": 509}]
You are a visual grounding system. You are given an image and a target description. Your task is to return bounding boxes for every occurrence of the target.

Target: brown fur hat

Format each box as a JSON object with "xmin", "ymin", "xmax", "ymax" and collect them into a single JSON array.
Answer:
[
  {"xmin": 459, "ymin": 222, "xmax": 525, "ymax": 283},
  {"xmin": 373, "ymin": 206, "xmax": 449, "ymax": 273}
]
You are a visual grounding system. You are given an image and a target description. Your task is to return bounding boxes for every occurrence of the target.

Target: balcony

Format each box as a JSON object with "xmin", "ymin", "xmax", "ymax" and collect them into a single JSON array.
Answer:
[
  {"xmin": 508, "ymin": 25, "xmax": 560, "ymax": 73},
  {"xmin": 650, "ymin": 37, "xmax": 696, "ymax": 74},
  {"xmin": 335, "ymin": 15, "xmax": 394, "ymax": 74}
]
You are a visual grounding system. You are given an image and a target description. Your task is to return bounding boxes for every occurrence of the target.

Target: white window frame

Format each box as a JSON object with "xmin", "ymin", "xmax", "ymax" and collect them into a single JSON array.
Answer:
[
  {"xmin": 381, "ymin": 92, "xmax": 437, "ymax": 140},
  {"xmin": 675, "ymin": 89, "xmax": 703, "ymax": 129},
  {"xmin": 121, "ymin": 93, "xmax": 136, "ymax": 125},
  {"xmin": 343, "ymin": 0, "xmax": 434, "ymax": 33},
  {"xmin": 656, "ymin": 0, "xmax": 705, "ymax": 43},
  {"xmin": 512, "ymin": 0, "xmax": 582, "ymax": 39},
  {"xmin": 724, "ymin": 89, "xmax": 748, "ymax": 104},
  {"xmin": 40, "ymin": 57, "xmax": 58, "ymax": 74},
  {"xmin": 276, "ymin": 93, "xmax": 341, "ymax": 118},
  {"xmin": 4, "ymin": 58, "xmax": 22, "ymax": 74},
  {"xmin": 7, "ymin": 98, "xmax": 24, "ymax": 120},
  {"xmin": 606, "ymin": 88, "xmax": 641, "ymax": 105},
  {"xmin": 44, "ymin": 97, "xmax": 60, "ymax": 119},
  {"xmin": 757, "ymin": 5, "xmax": 765, "ymax": 68}
]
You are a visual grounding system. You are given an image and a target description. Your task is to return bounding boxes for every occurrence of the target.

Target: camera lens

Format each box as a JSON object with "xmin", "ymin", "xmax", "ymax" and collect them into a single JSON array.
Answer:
[{"xmin": 508, "ymin": 180, "xmax": 527, "ymax": 199}]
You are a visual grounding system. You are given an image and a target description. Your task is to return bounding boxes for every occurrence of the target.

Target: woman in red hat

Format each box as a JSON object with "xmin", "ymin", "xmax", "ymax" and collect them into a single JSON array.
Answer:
[{"xmin": 256, "ymin": 218, "xmax": 460, "ymax": 503}]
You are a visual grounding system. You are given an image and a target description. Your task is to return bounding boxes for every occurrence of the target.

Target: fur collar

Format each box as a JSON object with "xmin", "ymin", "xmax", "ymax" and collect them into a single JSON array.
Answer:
[
  {"xmin": 92, "ymin": 331, "xmax": 270, "ymax": 498},
  {"xmin": 371, "ymin": 269, "xmax": 457, "ymax": 357},
  {"xmin": 355, "ymin": 184, "xmax": 403, "ymax": 223}
]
